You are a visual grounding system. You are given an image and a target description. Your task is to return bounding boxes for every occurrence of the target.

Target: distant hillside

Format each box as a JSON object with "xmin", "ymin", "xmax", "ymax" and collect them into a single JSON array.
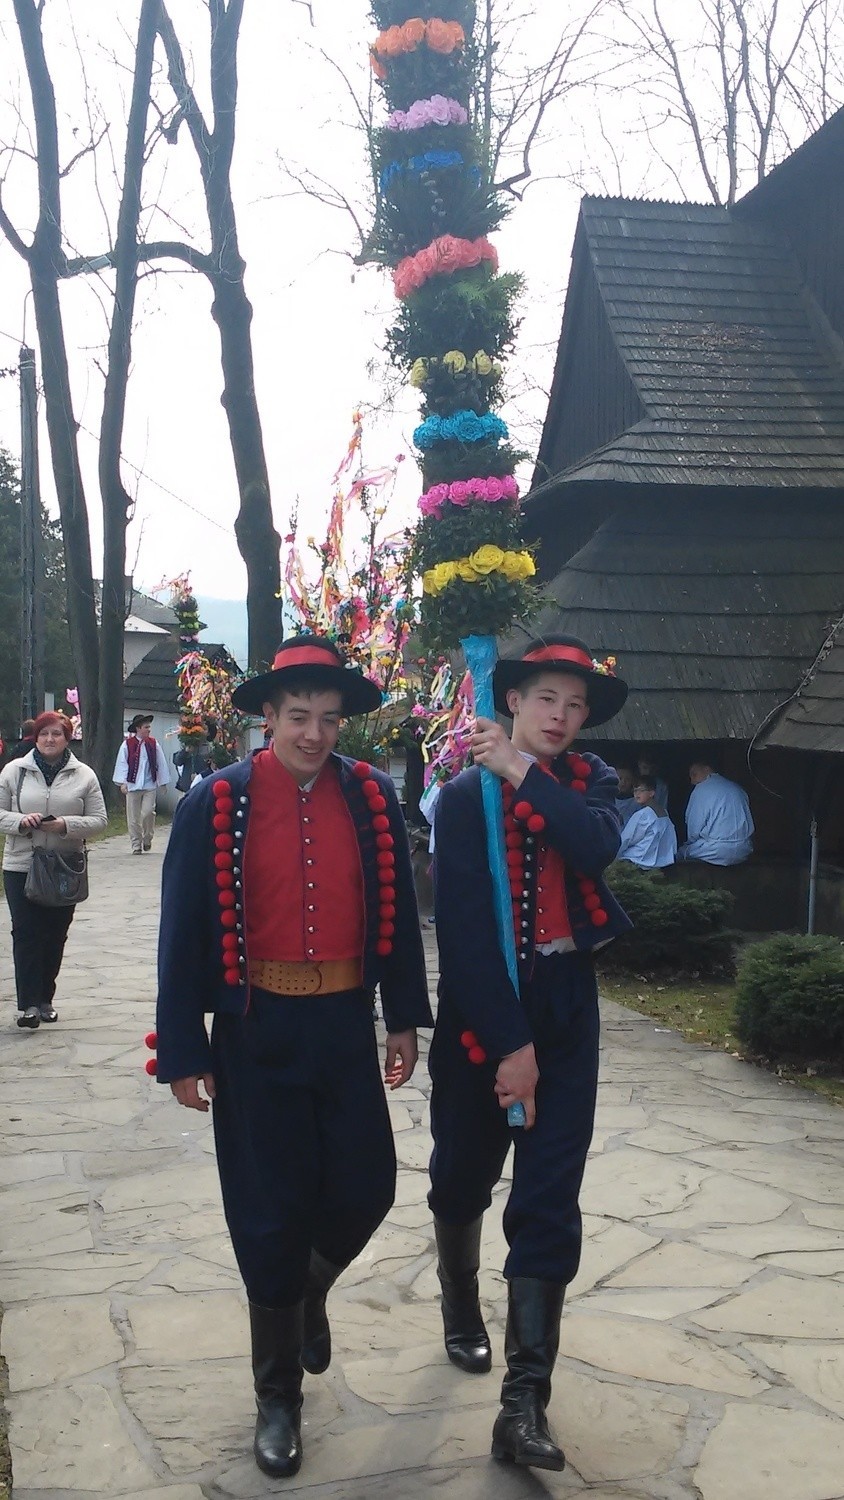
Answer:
[{"xmin": 198, "ymin": 597, "xmax": 248, "ymax": 669}]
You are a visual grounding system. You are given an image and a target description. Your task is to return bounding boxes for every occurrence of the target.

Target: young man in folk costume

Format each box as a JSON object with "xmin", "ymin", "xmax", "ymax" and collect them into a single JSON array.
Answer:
[
  {"xmin": 112, "ymin": 713, "xmax": 170, "ymax": 853},
  {"xmin": 154, "ymin": 635, "xmax": 432, "ymax": 1479},
  {"xmin": 429, "ymin": 636, "xmax": 631, "ymax": 1472}
]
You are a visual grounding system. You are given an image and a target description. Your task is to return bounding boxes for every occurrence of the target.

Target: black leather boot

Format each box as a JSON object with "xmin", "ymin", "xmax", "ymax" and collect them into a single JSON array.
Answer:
[
  {"xmin": 491, "ymin": 1278, "xmax": 566, "ymax": 1471},
  {"xmin": 302, "ymin": 1250, "xmax": 343, "ymax": 1375},
  {"xmin": 434, "ymin": 1216, "xmax": 492, "ymax": 1374},
  {"xmin": 249, "ymin": 1301, "xmax": 304, "ymax": 1478}
]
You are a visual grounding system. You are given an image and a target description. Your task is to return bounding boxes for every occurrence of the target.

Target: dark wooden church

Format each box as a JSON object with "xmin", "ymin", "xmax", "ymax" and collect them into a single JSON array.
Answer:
[{"xmin": 511, "ymin": 108, "xmax": 844, "ymax": 930}]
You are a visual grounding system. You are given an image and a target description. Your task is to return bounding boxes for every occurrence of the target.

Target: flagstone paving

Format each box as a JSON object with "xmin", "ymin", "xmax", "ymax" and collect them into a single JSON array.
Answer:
[{"xmin": 2, "ymin": 832, "xmax": 844, "ymax": 1498}]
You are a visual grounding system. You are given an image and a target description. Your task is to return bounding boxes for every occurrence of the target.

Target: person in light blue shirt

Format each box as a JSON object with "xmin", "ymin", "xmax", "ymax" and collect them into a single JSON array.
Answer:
[
  {"xmin": 617, "ymin": 775, "xmax": 677, "ymax": 869},
  {"xmin": 678, "ymin": 762, "xmax": 754, "ymax": 866},
  {"xmin": 612, "ymin": 764, "xmax": 637, "ymax": 827},
  {"xmin": 637, "ymin": 754, "xmax": 669, "ymax": 814}
]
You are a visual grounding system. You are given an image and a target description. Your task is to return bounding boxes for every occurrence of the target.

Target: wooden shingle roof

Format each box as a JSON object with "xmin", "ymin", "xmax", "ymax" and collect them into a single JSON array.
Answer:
[
  {"xmin": 756, "ymin": 619, "xmax": 844, "ymax": 754},
  {"xmin": 532, "ymin": 196, "xmax": 844, "ymax": 493},
  {"xmin": 503, "ymin": 498, "xmax": 844, "ymax": 742}
]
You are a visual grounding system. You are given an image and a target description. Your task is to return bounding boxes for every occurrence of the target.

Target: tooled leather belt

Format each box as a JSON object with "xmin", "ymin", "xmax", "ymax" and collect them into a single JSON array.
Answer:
[{"xmin": 248, "ymin": 958, "xmax": 363, "ymax": 996}]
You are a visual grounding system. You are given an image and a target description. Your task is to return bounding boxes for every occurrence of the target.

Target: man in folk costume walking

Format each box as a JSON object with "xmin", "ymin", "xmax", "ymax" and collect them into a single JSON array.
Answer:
[
  {"xmin": 112, "ymin": 714, "xmax": 170, "ymax": 853},
  {"xmin": 428, "ymin": 636, "xmax": 631, "ymax": 1471},
  {"xmin": 152, "ymin": 635, "xmax": 432, "ymax": 1479}
]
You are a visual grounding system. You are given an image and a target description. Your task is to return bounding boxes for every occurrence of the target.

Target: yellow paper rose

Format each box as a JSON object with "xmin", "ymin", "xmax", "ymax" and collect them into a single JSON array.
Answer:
[
  {"xmin": 499, "ymin": 550, "xmax": 536, "ymax": 581},
  {"xmin": 424, "ymin": 560, "xmax": 458, "ymax": 595},
  {"xmin": 443, "ymin": 349, "xmax": 467, "ymax": 373},
  {"xmin": 469, "ymin": 544, "xmax": 505, "ymax": 576},
  {"xmin": 410, "ymin": 358, "xmax": 428, "ymax": 388},
  {"xmin": 456, "ymin": 558, "xmax": 482, "ymax": 583},
  {"xmin": 473, "ymin": 351, "xmax": 493, "ymax": 377}
]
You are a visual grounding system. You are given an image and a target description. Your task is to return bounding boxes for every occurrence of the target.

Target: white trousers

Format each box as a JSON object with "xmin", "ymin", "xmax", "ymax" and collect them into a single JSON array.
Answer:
[{"xmin": 126, "ymin": 789, "xmax": 157, "ymax": 851}]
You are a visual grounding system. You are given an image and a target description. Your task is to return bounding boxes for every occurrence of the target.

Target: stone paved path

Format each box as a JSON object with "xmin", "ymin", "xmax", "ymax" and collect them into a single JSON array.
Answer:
[{"xmin": 2, "ymin": 833, "xmax": 844, "ymax": 1499}]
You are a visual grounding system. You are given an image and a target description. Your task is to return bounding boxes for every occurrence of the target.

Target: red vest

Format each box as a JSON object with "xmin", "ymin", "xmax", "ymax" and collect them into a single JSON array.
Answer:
[
  {"xmin": 244, "ymin": 751, "xmax": 365, "ymax": 962},
  {"xmin": 534, "ymin": 842, "xmax": 572, "ymax": 944}
]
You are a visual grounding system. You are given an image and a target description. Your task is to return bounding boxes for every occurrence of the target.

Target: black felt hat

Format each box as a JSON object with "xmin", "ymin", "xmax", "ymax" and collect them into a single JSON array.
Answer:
[
  {"xmin": 127, "ymin": 713, "xmax": 154, "ymax": 732},
  {"xmin": 493, "ymin": 635, "xmax": 628, "ymax": 729},
  {"xmin": 231, "ymin": 634, "xmax": 382, "ymax": 717}
]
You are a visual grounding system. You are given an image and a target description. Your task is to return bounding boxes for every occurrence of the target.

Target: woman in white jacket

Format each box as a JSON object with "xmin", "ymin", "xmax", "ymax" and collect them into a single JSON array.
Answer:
[{"xmin": 0, "ymin": 712, "xmax": 107, "ymax": 1029}]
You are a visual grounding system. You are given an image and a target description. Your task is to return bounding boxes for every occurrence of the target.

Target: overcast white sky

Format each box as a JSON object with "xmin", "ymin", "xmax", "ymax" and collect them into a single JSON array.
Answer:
[{"xmin": 0, "ymin": 0, "xmax": 829, "ymax": 616}]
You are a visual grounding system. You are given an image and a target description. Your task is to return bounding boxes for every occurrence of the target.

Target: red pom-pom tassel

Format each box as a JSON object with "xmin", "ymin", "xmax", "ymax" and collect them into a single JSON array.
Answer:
[
  {"xmin": 513, "ymin": 800, "xmax": 532, "ymax": 821},
  {"xmin": 218, "ymin": 889, "xmax": 236, "ymax": 908},
  {"xmin": 144, "ymin": 1057, "xmax": 158, "ymax": 1077},
  {"xmin": 144, "ymin": 1031, "xmax": 157, "ymax": 1049},
  {"xmin": 527, "ymin": 814, "xmax": 546, "ymax": 833},
  {"xmin": 376, "ymin": 938, "xmax": 393, "ymax": 956},
  {"xmin": 584, "ymin": 893, "xmax": 601, "ymax": 912},
  {"xmin": 468, "ymin": 1045, "xmax": 487, "ymax": 1065},
  {"xmin": 224, "ymin": 968, "xmax": 241, "ymax": 985},
  {"xmin": 460, "ymin": 1030, "xmax": 477, "ymax": 1048},
  {"xmin": 213, "ymin": 780, "xmax": 232, "ymax": 799},
  {"xmin": 591, "ymin": 908, "xmax": 609, "ymax": 927},
  {"xmin": 571, "ymin": 779, "xmax": 587, "ymax": 794},
  {"xmin": 353, "ymin": 761, "xmax": 371, "ymax": 779},
  {"xmin": 373, "ymin": 814, "xmax": 390, "ymax": 833}
]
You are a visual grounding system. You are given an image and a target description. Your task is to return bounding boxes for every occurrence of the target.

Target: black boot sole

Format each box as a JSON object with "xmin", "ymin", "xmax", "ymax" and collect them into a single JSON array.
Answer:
[
  {"xmin": 491, "ymin": 1442, "xmax": 566, "ymax": 1471},
  {"xmin": 254, "ymin": 1444, "xmax": 302, "ymax": 1479}
]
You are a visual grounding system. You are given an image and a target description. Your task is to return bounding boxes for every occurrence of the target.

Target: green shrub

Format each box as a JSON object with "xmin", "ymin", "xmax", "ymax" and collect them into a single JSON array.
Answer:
[
  {"xmin": 734, "ymin": 934, "xmax": 844, "ymax": 1063},
  {"xmin": 599, "ymin": 863, "xmax": 737, "ymax": 979}
]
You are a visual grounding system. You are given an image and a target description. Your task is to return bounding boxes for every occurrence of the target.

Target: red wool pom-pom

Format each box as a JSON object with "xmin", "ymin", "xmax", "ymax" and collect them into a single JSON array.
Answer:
[
  {"xmin": 513, "ymin": 800, "xmax": 532, "ymax": 821},
  {"xmin": 571, "ymin": 758, "xmax": 591, "ymax": 779},
  {"xmin": 224, "ymin": 968, "xmax": 241, "ymax": 985},
  {"xmin": 377, "ymin": 850, "xmax": 395, "ymax": 868},
  {"xmin": 504, "ymin": 814, "xmax": 517, "ymax": 833},
  {"xmin": 218, "ymin": 889, "xmax": 236, "ymax": 908},
  {"xmin": 506, "ymin": 849, "xmax": 524, "ymax": 869},
  {"xmin": 216, "ymin": 871, "xmax": 234, "ymax": 889},
  {"xmin": 144, "ymin": 1031, "xmax": 157, "ymax": 1049},
  {"xmin": 221, "ymin": 909, "xmax": 237, "ymax": 928},
  {"xmin": 380, "ymin": 886, "xmax": 396, "ymax": 904},
  {"xmin": 222, "ymin": 950, "xmax": 239, "ymax": 969},
  {"xmin": 373, "ymin": 814, "xmax": 390, "ymax": 833},
  {"xmin": 468, "ymin": 1045, "xmax": 487, "ymax": 1066},
  {"xmin": 584, "ymin": 893, "xmax": 602, "ymax": 912},
  {"xmin": 144, "ymin": 1057, "xmax": 157, "ymax": 1076},
  {"xmin": 376, "ymin": 833, "xmax": 394, "ymax": 850},
  {"xmin": 213, "ymin": 780, "xmax": 232, "ymax": 799},
  {"xmin": 571, "ymin": 779, "xmax": 587, "ymax": 794},
  {"xmin": 214, "ymin": 852, "xmax": 234, "ymax": 870},
  {"xmin": 380, "ymin": 903, "xmax": 396, "ymax": 921},
  {"xmin": 579, "ymin": 878, "xmax": 596, "ymax": 894},
  {"xmin": 505, "ymin": 831, "xmax": 522, "ymax": 850},
  {"xmin": 460, "ymin": 1030, "xmax": 478, "ymax": 1048},
  {"xmin": 212, "ymin": 813, "xmax": 231, "ymax": 832},
  {"xmin": 527, "ymin": 814, "xmax": 546, "ymax": 833},
  {"xmin": 353, "ymin": 761, "xmax": 371, "ymax": 779},
  {"xmin": 591, "ymin": 908, "xmax": 609, "ymax": 927},
  {"xmin": 215, "ymin": 833, "xmax": 235, "ymax": 851},
  {"xmin": 379, "ymin": 921, "xmax": 395, "ymax": 939},
  {"xmin": 368, "ymin": 794, "xmax": 387, "ymax": 813},
  {"xmin": 222, "ymin": 932, "xmax": 238, "ymax": 950},
  {"xmin": 362, "ymin": 779, "xmax": 381, "ymax": 798},
  {"xmin": 376, "ymin": 938, "xmax": 393, "ymax": 956},
  {"xmin": 214, "ymin": 798, "xmax": 234, "ymax": 817}
]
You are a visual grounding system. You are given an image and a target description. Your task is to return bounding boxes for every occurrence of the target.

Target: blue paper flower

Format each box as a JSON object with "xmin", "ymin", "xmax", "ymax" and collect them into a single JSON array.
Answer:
[
  {"xmin": 379, "ymin": 151, "xmax": 468, "ymax": 194},
  {"xmin": 413, "ymin": 410, "xmax": 509, "ymax": 451}
]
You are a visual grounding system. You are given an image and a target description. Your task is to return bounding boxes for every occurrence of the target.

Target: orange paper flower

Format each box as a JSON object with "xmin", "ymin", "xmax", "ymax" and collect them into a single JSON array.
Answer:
[{"xmin": 427, "ymin": 18, "xmax": 464, "ymax": 53}]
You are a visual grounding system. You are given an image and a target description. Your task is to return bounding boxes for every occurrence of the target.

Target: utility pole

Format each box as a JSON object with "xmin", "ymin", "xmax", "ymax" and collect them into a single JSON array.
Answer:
[{"xmin": 19, "ymin": 344, "xmax": 44, "ymax": 723}]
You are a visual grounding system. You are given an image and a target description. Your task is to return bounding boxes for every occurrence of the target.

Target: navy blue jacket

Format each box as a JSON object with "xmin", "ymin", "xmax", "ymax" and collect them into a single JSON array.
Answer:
[
  {"xmin": 156, "ymin": 752, "xmax": 433, "ymax": 1084},
  {"xmin": 433, "ymin": 753, "xmax": 631, "ymax": 1060}
]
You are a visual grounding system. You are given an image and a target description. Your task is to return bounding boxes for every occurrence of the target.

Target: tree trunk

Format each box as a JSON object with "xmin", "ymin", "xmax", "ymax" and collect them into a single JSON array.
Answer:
[
  {"xmin": 10, "ymin": 0, "xmax": 101, "ymax": 750},
  {"xmin": 157, "ymin": 0, "xmax": 282, "ymax": 670},
  {"xmin": 93, "ymin": 0, "xmax": 160, "ymax": 795}
]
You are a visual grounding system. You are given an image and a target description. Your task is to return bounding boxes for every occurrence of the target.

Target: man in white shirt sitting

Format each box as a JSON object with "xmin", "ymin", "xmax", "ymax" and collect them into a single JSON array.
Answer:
[
  {"xmin": 678, "ymin": 762, "xmax": 754, "ymax": 866},
  {"xmin": 617, "ymin": 775, "xmax": 677, "ymax": 870}
]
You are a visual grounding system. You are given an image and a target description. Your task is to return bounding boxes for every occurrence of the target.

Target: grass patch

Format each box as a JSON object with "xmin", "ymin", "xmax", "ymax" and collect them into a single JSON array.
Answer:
[{"xmin": 601, "ymin": 975, "xmax": 844, "ymax": 1107}]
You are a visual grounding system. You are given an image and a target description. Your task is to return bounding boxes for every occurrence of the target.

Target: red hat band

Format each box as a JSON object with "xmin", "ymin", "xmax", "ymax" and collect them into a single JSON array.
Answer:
[
  {"xmin": 523, "ymin": 645, "xmax": 595, "ymax": 672},
  {"xmin": 271, "ymin": 645, "xmax": 341, "ymax": 671}
]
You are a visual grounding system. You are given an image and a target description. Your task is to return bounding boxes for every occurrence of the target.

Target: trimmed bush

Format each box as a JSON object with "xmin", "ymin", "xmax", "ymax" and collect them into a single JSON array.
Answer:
[
  {"xmin": 734, "ymin": 934, "xmax": 844, "ymax": 1063},
  {"xmin": 599, "ymin": 863, "xmax": 737, "ymax": 979}
]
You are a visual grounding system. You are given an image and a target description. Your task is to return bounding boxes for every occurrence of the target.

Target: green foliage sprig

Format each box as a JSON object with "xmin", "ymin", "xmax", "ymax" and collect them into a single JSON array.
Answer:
[
  {"xmin": 413, "ymin": 503, "xmax": 521, "ymax": 571},
  {"xmin": 417, "ymin": 361, "xmax": 504, "ymax": 417},
  {"xmin": 374, "ymin": 49, "xmax": 472, "ymax": 115},
  {"xmin": 417, "ymin": 574, "xmax": 543, "ymax": 650},
  {"xmin": 422, "ymin": 441, "xmax": 528, "ymax": 485},
  {"xmin": 374, "ymin": 173, "xmax": 502, "ymax": 261},
  {"xmin": 385, "ymin": 267, "xmax": 522, "ymax": 366}
]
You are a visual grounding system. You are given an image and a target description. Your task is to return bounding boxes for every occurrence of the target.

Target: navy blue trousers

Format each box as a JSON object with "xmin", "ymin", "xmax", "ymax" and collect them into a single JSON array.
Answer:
[
  {"xmin": 211, "ymin": 987, "xmax": 396, "ymax": 1308},
  {"xmin": 428, "ymin": 952, "xmax": 600, "ymax": 1284}
]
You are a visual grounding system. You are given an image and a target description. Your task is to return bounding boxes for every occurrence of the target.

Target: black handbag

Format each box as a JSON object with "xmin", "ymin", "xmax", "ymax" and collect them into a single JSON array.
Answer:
[{"xmin": 16, "ymin": 767, "xmax": 89, "ymax": 907}]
